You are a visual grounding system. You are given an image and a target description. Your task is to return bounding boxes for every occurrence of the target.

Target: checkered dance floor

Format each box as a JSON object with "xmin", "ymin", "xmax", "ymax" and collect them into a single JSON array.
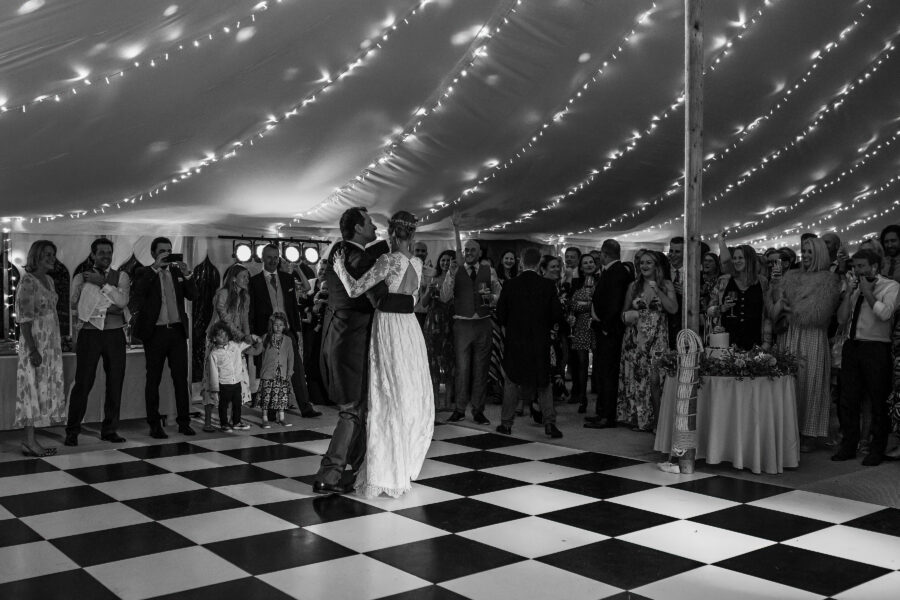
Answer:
[{"xmin": 2, "ymin": 423, "xmax": 899, "ymax": 599}]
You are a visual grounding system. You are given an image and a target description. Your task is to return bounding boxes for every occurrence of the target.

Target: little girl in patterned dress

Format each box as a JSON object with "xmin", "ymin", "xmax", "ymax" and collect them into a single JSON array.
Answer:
[{"xmin": 258, "ymin": 312, "xmax": 295, "ymax": 428}]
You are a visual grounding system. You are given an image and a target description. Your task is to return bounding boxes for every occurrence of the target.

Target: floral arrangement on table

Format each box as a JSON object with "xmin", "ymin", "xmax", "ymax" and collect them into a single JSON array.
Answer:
[{"xmin": 655, "ymin": 344, "xmax": 799, "ymax": 381}]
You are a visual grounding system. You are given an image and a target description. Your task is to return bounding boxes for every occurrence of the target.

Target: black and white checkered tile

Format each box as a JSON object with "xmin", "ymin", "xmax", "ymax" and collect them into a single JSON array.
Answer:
[{"xmin": 1, "ymin": 423, "xmax": 899, "ymax": 599}]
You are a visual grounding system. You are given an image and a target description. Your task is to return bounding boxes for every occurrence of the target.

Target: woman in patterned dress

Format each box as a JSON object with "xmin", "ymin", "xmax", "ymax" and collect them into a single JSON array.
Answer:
[
  {"xmin": 770, "ymin": 237, "xmax": 842, "ymax": 452},
  {"xmin": 567, "ymin": 253, "xmax": 599, "ymax": 413},
  {"xmin": 16, "ymin": 240, "xmax": 66, "ymax": 457},
  {"xmin": 617, "ymin": 250, "xmax": 678, "ymax": 431},
  {"xmin": 422, "ymin": 249, "xmax": 456, "ymax": 411}
]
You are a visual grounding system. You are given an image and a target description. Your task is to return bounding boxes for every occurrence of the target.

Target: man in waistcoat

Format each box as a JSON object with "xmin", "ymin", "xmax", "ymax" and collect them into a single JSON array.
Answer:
[
  {"xmin": 131, "ymin": 237, "xmax": 199, "ymax": 439},
  {"xmin": 65, "ymin": 238, "xmax": 131, "ymax": 446},
  {"xmin": 441, "ymin": 238, "xmax": 501, "ymax": 425}
]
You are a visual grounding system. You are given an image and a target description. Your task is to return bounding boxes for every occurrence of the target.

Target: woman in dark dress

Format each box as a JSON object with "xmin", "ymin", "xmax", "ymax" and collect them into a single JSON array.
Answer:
[
  {"xmin": 541, "ymin": 255, "xmax": 569, "ymax": 403},
  {"xmin": 422, "ymin": 250, "xmax": 456, "ymax": 410},
  {"xmin": 708, "ymin": 244, "xmax": 771, "ymax": 350}
]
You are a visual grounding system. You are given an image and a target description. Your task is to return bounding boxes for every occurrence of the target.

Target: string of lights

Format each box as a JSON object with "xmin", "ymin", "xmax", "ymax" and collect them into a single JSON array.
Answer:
[
  {"xmin": 417, "ymin": 0, "xmax": 658, "ymax": 225},
  {"xmin": 571, "ymin": 20, "xmax": 896, "ymax": 239},
  {"xmin": 465, "ymin": 0, "xmax": 781, "ymax": 234},
  {"xmin": 718, "ymin": 127, "xmax": 900, "ymax": 237},
  {"xmin": 2, "ymin": 0, "xmax": 436, "ymax": 225},
  {"xmin": 0, "ymin": 0, "xmax": 292, "ymax": 118},
  {"xmin": 294, "ymin": 0, "xmax": 524, "ymax": 222},
  {"xmin": 737, "ymin": 170, "xmax": 900, "ymax": 247}
]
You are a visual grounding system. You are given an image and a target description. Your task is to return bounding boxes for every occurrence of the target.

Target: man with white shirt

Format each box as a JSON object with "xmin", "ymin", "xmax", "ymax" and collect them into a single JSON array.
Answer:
[
  {"xmin": 667, "ymin": 236, "xmax": 684, "ymax": 349},
  {"xmin": 66, "ymin": 238, "xmax": 131, "ymax": 446},
  {"xmin": 131, "ymin": 237, "xmax": 198, "ymax": 439},
  {"xmin": 441, "ymin": 225, "xmax": 501, "ymax": 424},
  {"xmin": 833, "ymin": 249, "xmax": 900, "ymax": 466}
]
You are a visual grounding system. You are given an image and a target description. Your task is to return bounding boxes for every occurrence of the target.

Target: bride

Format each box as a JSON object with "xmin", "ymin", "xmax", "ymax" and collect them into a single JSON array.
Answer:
[{"xmin": 332, "ymin": 210, "xmax": 435, "ymax": 497}]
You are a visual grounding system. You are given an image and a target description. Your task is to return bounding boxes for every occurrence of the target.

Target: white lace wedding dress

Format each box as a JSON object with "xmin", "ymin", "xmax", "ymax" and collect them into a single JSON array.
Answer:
[{"xmin": 333, "ymin": 251, "xmax": 435, "ymax": 498}]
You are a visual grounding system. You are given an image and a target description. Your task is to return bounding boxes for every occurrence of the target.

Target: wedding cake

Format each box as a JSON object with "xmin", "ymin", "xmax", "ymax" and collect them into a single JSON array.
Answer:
[{"xmin": 706, "ymin": 330, "xmax": 730, "ymax": 358}]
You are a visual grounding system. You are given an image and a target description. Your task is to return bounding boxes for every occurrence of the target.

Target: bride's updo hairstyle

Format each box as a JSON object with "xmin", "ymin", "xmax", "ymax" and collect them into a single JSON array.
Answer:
[{"xmin": 388, "ymin": 211, "xmax": 417, "ymax": 241}]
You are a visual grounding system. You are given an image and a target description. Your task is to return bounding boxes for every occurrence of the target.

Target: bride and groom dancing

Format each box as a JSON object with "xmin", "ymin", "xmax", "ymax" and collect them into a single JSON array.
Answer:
[{"xmin": 313, "ymin": 207, "xmax": 434, "ymax": 498}]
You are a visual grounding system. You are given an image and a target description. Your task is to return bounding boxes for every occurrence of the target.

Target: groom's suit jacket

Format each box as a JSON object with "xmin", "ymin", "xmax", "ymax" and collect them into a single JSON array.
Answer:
[{"xmin": 319, "ymin": 240, "xmax": 390, "ymax": 409}]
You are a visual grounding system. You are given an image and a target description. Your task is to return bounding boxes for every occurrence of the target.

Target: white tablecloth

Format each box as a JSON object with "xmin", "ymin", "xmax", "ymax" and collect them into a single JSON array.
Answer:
[{"xmin": 654, "ymin": 375, "xmax": 799, "ymax": 474}]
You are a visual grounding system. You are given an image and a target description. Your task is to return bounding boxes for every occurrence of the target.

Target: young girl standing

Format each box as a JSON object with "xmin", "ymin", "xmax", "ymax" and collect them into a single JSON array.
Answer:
[
  {"xmin": 206, "ymin": 322, "xmax": 261, "ymax": 432},
  {"xmin": 258, "ymin": 312, "xmax": 295, "ymax": 428}
]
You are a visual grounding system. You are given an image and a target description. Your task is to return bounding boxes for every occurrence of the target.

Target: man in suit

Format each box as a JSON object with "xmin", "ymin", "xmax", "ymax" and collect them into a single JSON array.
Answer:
[
  {"xmin": 66, "ymin": 237, "xmax": 131, "ymax": 446},
  {"xmin": 249, "ymin": 243, "xmax": 322, "ymax": 420},
  {"xmin": 495, "ymin": 247, "xmax": 564, "ymax": 438},
  {"xmin": 131, "ymin": 237, "xmax": 199, "ymax": 438},
  {"xmin": 585, "ymin": 239, "xmax": 631, "ymax": 429},
  {"xmin": 314, "ymin": 207, "xmax": 389, "ymax": 494}
]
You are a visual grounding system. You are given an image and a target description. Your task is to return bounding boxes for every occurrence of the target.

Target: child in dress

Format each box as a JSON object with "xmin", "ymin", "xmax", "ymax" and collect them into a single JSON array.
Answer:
[
  {"xmin": 207, "ymin": 322, "xmax": 261, "ymax": 432},
  {"xmin": 258, "ymin": 312, "xmax": 295, "ymax": 428}
]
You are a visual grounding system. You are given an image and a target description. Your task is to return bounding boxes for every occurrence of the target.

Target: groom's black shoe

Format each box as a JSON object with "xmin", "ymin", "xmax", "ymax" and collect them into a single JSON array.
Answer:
[
  {"xmin": 496, "ymin": 424, "xmax": 512, "ymax": 435},
  {"xmin": 472, "ymin": 412, "xmax": 490, "ymax": 425},
  {"xmin": 313, "ymin": 481, "xmax": 351, "ymax": 495},
  {"xmin": 446, "ymin": 410, "xmax": 465, "ymax": 423}
]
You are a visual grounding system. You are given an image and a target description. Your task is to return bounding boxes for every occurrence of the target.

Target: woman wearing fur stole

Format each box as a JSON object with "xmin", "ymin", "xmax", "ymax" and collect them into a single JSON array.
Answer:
[{"xmin": 770, "ymin": 237, "xmax": 842, "ymax": 453}]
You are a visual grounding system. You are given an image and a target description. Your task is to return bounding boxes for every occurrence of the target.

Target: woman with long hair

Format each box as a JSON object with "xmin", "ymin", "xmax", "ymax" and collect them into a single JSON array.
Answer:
[
  {"xmin": 332, "ymin": 210, "xmax": 434, "ymax": 497},
  {"xmin": 618, "ymin": 250, "xmax": 678, "ymax": 431},
  {"xmin": 771, "ymin": 237, "xmax": 842, "ymax": 452},
  {"xmin": 708, "ymin": 244, "xmax": 771, "ymax": 350},
  {"xmin": 15, "ymin": 240, "xmax": 65, "ymax": 456},
  {"xmin": 422, "ymin": 249, "xmax": 456, "ymax": 411},
  {"xmin": 567, "ymin": 253, "xmax": 599, "ymax": 413},
  {"xmin": 201, "ymin": 263, "xmax": 252, "ymax": 430},
  {"xmin": 541, "ymin": 254, "xmax": 569, "ymax": 404},
  {"xmin": 497, "ymin": 250, "xmax": 519, "ymax": 284}
]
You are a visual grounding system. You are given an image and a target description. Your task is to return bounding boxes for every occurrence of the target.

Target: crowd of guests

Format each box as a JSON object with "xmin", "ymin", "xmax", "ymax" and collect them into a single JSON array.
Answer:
[
  {"xmin": 13, "ymin": 225, "xmax": 900, "ymax": 466},
  {"xmin": 14, "ymin": 236, "xmax": 323, "ymax": 457}
]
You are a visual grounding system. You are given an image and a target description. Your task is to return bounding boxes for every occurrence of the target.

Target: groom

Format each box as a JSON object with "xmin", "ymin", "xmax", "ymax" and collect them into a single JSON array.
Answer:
[{"xmin": 314, "ymin": 207, "xmax": 390, "ymax": 494}]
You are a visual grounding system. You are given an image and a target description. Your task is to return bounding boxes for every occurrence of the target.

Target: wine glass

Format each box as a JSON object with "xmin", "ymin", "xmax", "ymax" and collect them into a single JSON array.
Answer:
[
  {"xmin": 478, "ymin": 282, "xmax": 491, "ymax": 306},
  {"xmin": 725, "ymin": 291, "xmax": 738, "ymax": 317}
]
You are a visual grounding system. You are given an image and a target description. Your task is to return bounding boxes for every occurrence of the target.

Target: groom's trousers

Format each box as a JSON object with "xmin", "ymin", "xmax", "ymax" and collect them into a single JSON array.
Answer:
[{"xmin": 316, "ymin": 308, "xmax": 372, "ymax": 486}]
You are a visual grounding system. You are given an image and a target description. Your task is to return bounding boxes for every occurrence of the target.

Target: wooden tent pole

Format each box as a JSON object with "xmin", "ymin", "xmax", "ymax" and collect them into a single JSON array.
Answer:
[
  {"xmin": 677, "ymin": 0, "xmax": 703, "ymax": 474},
  {"xmin": 683, "ymin": 0, "xmax": 703, "ymax": 335}
]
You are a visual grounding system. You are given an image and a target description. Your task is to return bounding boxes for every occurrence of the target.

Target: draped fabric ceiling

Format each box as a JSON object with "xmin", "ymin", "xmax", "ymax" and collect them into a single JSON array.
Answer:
[{"xmin": 1, "ymin": 0, "xmax": 899, "ymax": 248}]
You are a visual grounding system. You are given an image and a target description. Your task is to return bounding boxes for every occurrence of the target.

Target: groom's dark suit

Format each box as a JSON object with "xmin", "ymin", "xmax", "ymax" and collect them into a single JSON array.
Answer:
[{"xmin": 315, "ymin": 239, "xmax": 389, "ymax": 488}]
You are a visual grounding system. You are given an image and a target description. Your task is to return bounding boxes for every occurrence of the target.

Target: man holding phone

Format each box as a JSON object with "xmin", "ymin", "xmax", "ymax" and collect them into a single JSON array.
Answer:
[
  {"xmin": 833, "ymin": 249, "xmax": 899, "ymax": 466},
  {"xmin": 132, "ymin": 237, "xmax": 199, "ymax": 438}
]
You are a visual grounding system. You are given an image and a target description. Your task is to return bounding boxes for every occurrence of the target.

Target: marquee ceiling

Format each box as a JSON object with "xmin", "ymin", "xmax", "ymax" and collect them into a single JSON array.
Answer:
[{"xmin": 1, "ymin": 0, "xmax": 898, "ymax": 247}]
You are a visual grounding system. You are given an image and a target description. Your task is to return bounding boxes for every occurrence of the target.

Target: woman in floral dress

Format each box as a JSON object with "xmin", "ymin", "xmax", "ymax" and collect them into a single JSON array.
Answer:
[
  {"xmin": 617, "ymin": 250, "xmax": 678, "ymax": 431},
  {"xmin": 16, "ymin": 240, "xmax": 66, "ymax": 456},
  {"xmin": 422, "ymin": 250, "xmax": 456, "ymax": 410},
  {"xmin": 567, "ymin": 253, "xmax": 599, "ymax": 413}
]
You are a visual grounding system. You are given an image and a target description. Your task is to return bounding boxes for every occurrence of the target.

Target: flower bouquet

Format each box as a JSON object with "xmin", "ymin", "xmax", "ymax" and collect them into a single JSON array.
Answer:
[{"xmin": 655, "ymin": 344, "xmax": 798, "ymax": 382}]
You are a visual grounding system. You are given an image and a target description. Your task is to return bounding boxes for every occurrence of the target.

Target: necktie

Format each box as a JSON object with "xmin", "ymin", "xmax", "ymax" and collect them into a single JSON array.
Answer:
[
  {"xmin": 674, "ymin": 268, "xmax": 681, "ymax": 285},
  {"xmin": 890, "ymin": 258, "xmax": 897, "ymax": 278},
  {"xmin": 468, "ymin": 265, "xmax": 477, "ymax": 281},
  {"xmin": 269, "ymin": 274, "xmax": 278, "ymax": 290},
  {"xmin": 849, "ymin": 292, "xmax": 864, "ymax": 340}
]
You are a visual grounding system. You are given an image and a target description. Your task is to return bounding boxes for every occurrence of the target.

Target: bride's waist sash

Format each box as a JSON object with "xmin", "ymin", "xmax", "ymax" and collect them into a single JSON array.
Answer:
[{"xmin": 378, "ymin": 293, "xmax": 414, "ymax": 314}]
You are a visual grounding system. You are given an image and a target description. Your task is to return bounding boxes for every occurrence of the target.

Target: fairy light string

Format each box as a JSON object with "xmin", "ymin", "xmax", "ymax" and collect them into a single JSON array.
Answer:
[
  {"xmin": 417, "ymin": 0, "xmax": 659, "ymax": 224},
  {"xmin": 0, "ymin": 0, "xmax": 295, "ymax": 118},
  {"xmin": 294, "ymin": 0, "xmax": 524, "ymax": 222},
  {"xmin": 2, "ymin": 0, "xmax": 436, "ymax": 225},
  {"xmin": 464, "ymin": 0, "xmax": 781, "ymax": 234},
  {"xmin": 572, "ymin": 14, "xmax": 896, "ymax": 239}
]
